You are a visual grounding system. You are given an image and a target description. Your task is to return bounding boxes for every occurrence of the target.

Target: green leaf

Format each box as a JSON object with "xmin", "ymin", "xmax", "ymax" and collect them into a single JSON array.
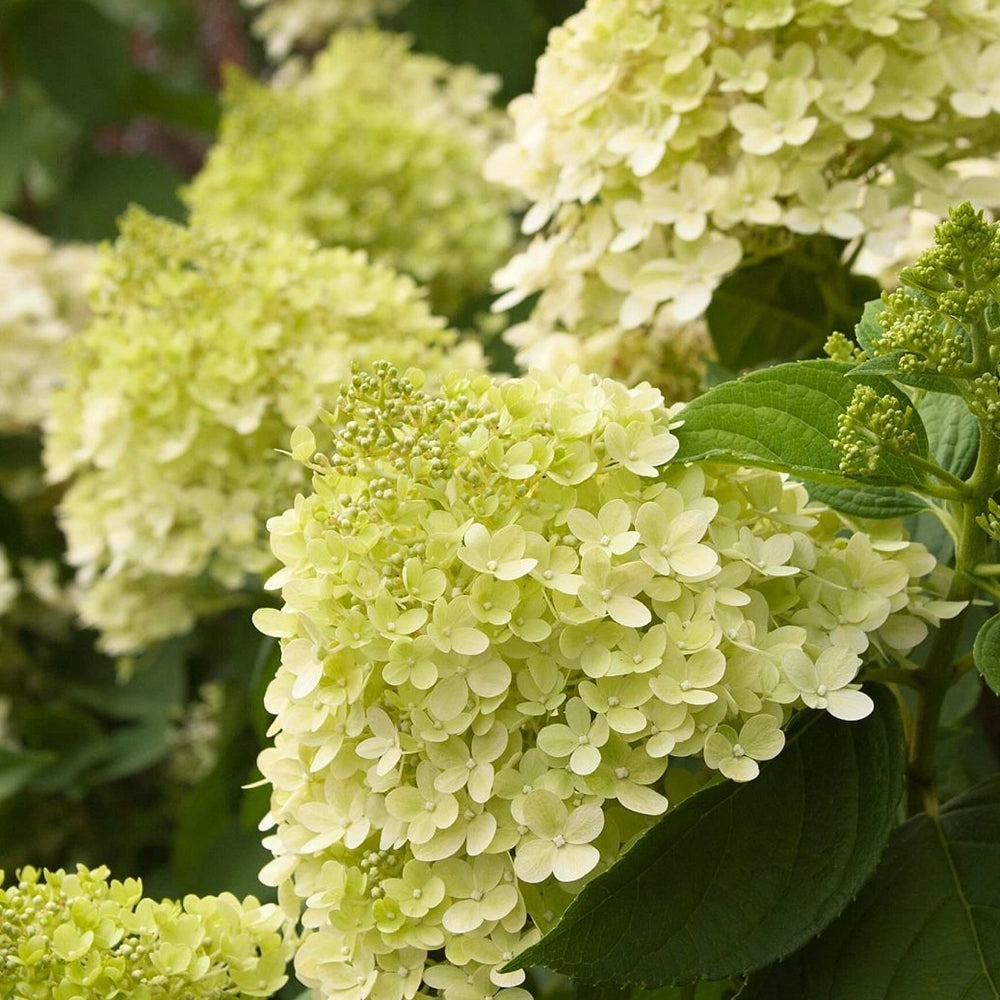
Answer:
[
  {"xmin": 917, "ymin": 391, "xmax": 979, "ymax": 480},
  {"xmin": 853, "ymin": 298, "xmax": 886, "ymax": 356},
  {"xmin": 86, "ymin": 723, "xmax": 171, "ymax": 783},
  {"xmin": 801, "ymin": 481, "xmax": 926, "ymax": 519},
  {"xmin": 9, "ymin": 0, "xmax": 133, "ymax": 125},
  {"xmin": 742, "ymin": 776, "xmax": 1000, "ymax": 999},
  {"xmin": 672, "ymin": 359, "xmax": 929, "ymax": 491},
  {"xmin": 44, "ymin": 152, "xmax": 185, "ymax": 241},
  {"xmin": 706, "ymin": 258, "xmax": 828, "ymax": 371},
  {"xmin": 974, "ymin": 614, "xmax": 1000, "ymax": 696},
  {"xmin": 131, "ymin": 71, "xmax": 219, "ymax": 132},
  {"xmin": 385, "ymin": 0, "xmax": 538, "ymax": 101},
  {"xmin": 0, "ymin": 746, "xmax": 54, "ymax": 802},
  {"xmin": 707, "ymin": 239, "xmax": 879, "ymax": 371},
  {"xmin": 64, "ymin": 637, "xmax": 188, "ymax": 722},
  {"xmin": 0, "ymin": 100, "xmax": 30, "ymax": 210},
  {"xmin": 511, "ymin": 687, "xmax": 905, "ymax": 987}
]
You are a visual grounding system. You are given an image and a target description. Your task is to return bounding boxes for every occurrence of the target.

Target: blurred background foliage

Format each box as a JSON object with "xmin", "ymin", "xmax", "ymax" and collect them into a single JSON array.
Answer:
[{"xmin": 0, "ymin": 0, "xmax": 579, "ymax": 911}]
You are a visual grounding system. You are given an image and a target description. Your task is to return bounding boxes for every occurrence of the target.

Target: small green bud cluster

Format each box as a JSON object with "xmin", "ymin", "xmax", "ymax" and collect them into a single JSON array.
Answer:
[
  {"xmin": 256, "ymin": 365, "xmax": 959, "ymax": 1000},
  {"xmin": 823, "ymin": 331, "xmax": 866, "ymax": 365},
  {"xmin": 871, "ymin": 203, "xmax": 1000, "ymax": 437},
  {"xmin": 43, "ymin": 208, "xmax": 482, "ymax": 654},
  {"xmin": 834, "ymin": 384, "xmax": 919, "ymax": 478},
  {"xmin": 185, "ymin": 29, "xmax": 518, "ymax": 318},
  {"xmin": 0, "ymin": 214, "xmax": 97, "ymax": 434},
  {"xmin": 0, "ymin": 864, "xmax": 291, "ymax": 999},
  {"xmin": 487, "ymin": 0, "xmax": 1000, "ymax": 391}
]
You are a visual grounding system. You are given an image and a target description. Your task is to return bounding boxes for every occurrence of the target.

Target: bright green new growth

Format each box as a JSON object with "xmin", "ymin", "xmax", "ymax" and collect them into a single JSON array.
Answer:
[
  {"xmin": 255, "ymin": 363, "xmax": 956, "ymax": 1000},
  {"xmin": 185, "ymin": 29, "xmax": 518, "ymax": 318},
  {"xmin": 44, "ymin": 208, "xmax": 482, "ymax": 654},
  {"xmin": 0, "ymin": 864, "xmax": 291, "ymax": 999}
]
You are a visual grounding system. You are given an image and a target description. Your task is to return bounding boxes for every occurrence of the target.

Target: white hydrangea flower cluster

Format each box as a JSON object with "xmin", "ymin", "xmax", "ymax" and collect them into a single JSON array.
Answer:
[
  {"xmin": 255, "ymin": 363, "xmax": 958, "ymax": 1000},
  {"xmin": 487, "ymin": 0, "xmax": 1000, "ymax": 385},
  {"xmin": 241, "ymin": 0, "xmax": 410, "ymax": 59},
  {"xmin": 44, "ymin": 208, "xmax": 483, "ymax": 655},
  {"xmin": 0, "ymin": 864, "xmax": 291, "ymax": 999},
  {"xmin": 0, "ymin": 214, "xmax": 97, "ymax": 434},
  {"xmin": 185, "ymin": 29, "xmax": 518, "ymax": 318}
]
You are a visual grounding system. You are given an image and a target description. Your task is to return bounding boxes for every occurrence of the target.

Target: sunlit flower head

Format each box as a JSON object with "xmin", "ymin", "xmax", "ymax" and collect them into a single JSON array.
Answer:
[
  {"xmin": 487, "ymin": 0, "xmax": 1000, "ymax": 391},
  {"xmin": 255, "ymin": 363, "xmax": 955, "ymax": 1000}
]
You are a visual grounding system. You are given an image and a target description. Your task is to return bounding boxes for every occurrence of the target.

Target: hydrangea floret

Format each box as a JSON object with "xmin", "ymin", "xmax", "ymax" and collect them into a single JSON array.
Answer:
[
  {"xmin": 0, "ymin": 864, "xmax": 291, "ymax": 999},
  {"xmin": 43, "ymin": 208, "xmax": 482, "ymax": 654},
  {"xmin": 486, "ymin": 0, "xmax": 1000, "ymax": 388},
  {"xmin": 0, "ymin": 214, "xmax": 96, "ymax": 433},
  {"xmin": 240, "ymin": 0, "xmax": 410, "ymax": 59},
  {"xmin": 185, "ymin": 29, "xmax": 518, "ymax": 318},
  {"xmin": 255, "ymin": 363, "xmax": 958, "ymax": 1000}
]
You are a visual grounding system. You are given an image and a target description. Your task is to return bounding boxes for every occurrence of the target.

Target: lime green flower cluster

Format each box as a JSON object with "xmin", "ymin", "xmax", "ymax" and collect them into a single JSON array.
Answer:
[
  {"xmin": 487, "ymin": 0, "xmax": 1000, "ymax": 386},
  {"xmin": 241, "ymin": 0, "xmax": 410, "ymax": 59},
  {"xmin": 185, "ymin": 29, "xmax": 517, "ymax": 318},
  {"xmin": 0, "ymin": 214, "xmax": 96, "ymax": 433},
  {"xmin": 0, "ymin": 864, "xmax": 291, "ymax": 999},
  {"xmin": 44, "ymin": 208, "xmax": 482, "ymax": 654},
  {"xmin": 254, "ymin": 363, "xmax": 958, "ymax": 1000}
]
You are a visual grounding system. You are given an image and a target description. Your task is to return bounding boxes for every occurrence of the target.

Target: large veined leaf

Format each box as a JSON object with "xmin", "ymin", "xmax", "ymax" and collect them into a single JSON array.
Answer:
[
  {"xmin": 9, "ymin": 0, "xmax": 133, "ymax": 125},
  {"xmin": 801, "ymin": 481, "xmax": 926, "ymax": 519},
  {"xmin": 511, "ymin": 687, "xmax": 904, "ymax": 986},
  {"xmin": 671, "ymin": 360, "xmax": 930, "ymax": 513},
  {"xmin": 974, "ymin": 614, "xmax": 1000, "ymax": 696},
  {"xmin": 706, "ymin": 237, "xmax": 879, "ymax": 372},
  {"xmin": 742, "ymin": 776, "xmax": 1000, "ymax": 999},
  {"xmin": 918, "ymin": 391, "xmax": 979, "ymax": 481}
]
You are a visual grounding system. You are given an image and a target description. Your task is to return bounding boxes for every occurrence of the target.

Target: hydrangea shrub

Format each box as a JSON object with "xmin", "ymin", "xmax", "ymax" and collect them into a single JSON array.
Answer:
[
  {"xmin": 486, "ymin": 0, "xmax": 1000, "ymax": 385},
  {"xmin": 0, "ymin": 864, "xmax": 291, "ymax": 999},
  {"xmin": 185, "ymin": 29, "xmax": 518, "ymax": 318},
  {"xmin": 254, "ymin": 363, "xmax": 957, "ymax": 1000},
  {"xmin": 44, "ymin": 208, "xmax": 482, "ymax": 654},
  {"xmin": 0, "ymin": 214, "xmax": 96, "ymax": 434}
]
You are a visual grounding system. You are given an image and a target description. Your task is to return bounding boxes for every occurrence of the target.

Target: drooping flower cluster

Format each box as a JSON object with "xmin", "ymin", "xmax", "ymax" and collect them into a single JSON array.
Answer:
[
  {"xmin": 185, "ymin": 29, "xmax": 518, "ymax": 318},
  {"xmin": 240, "ymin": 0, "xmax": 410, "ymax": 59},
  {"xmin": 255, "ymin": 363, "xmax": 959, "ymax": 1000},
  {"xmin": 0, "ymin": 864, "xmax": 291, "ymax": 999},
  {"xmin": 486, "ymin": 0, "xmax": 1000, "ymax": 387},
  {"xmin": 44, "ymin": 208, "xmax": 483, "ymax": 654},
  {"xmin": 0, "ymin": 214, "xmax": 96, "ymax": 434}
]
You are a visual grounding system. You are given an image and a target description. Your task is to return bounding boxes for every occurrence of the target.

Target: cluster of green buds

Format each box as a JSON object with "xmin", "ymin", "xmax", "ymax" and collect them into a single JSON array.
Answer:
[
  {"xmin": 833, "ymin": 203, "xmax": 1000, "ymax": 491},
  {"xmin": 0, "ymin": 865, "xmax": 291, "ymax": 999}
]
